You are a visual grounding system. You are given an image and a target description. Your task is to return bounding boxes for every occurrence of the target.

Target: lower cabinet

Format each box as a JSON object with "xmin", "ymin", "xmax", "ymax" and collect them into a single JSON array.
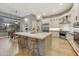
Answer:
[
  {"xmin": 66, "ymin": 32, "xmax": 74, "ymax": 43},
  {"xmin": 66, "ymin": 32, "xmax": 79, "ymax": 55},
  {"xmin": 51, "ymin": 31, "xmax": 59, "ymax": 38}
]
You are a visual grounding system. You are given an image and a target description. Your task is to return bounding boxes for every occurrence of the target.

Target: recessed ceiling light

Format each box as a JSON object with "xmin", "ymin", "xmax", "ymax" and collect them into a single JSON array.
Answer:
[
  {"xmin": 15, "ymin": 22, "xmax": 18, "ymax": 24},
  {"xmin": 36, "ymin": 15, "xmax": 41, "ymax": 19},
  {"xmin": 5, "ymin": 23, "xmax": 10, "ymax": 26},
  {"xmin": 24, "ymin": 18, "xmax": 28, "ymax": 22},
  {"xmin": 59, "ymin": 3, "xmax": 63, "ymax": 5}
]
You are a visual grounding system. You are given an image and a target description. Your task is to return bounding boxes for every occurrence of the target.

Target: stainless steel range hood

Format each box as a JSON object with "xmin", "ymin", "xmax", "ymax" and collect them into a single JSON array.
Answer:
[{"xmin": 60, "ymin": 16, "xmax": 71, "ymax": 24}]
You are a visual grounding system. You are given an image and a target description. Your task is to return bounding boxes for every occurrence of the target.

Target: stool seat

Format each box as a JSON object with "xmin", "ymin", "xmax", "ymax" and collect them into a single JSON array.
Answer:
[
  {"xmin": 31, "ymin": 40, "xmax": 38, "ymax": 45},
  {"xmin": 17, "ymin": 36, "xmax": 29, "ymax": 49},
  {"xmin": 30, "ymin": 39, "xmax": 40, "ymax": 56}
]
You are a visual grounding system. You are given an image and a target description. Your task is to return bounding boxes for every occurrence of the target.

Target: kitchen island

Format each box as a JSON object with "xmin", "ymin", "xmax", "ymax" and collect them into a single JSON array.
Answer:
[{"xmin": 15, "ymin": 32, "xmax": 52, "ymax": 56}]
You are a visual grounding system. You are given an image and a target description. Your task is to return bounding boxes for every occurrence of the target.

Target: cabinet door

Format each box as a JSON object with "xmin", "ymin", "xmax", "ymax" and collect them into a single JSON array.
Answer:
[
  {"xmin": 66, "ymin": 33, "xmax": 74, "ymax": 43},
  {"xmin": 31, "ymin": 20, "xmax": 38, "ymax": 32},
  {"xmin": 52, "ymin": 32, "xmax": 59, "ymax": 37},
  {"xmin": 50, "ymin": 19, "xmax": 60, "ymax": 28}
]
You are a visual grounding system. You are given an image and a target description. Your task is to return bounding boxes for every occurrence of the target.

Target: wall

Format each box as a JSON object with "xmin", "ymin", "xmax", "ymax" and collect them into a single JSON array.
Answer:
[
  {"xmin": 20, "ymin": 18, "xmax": 26, "ymax": 32},
  {"xmin": 69, "ymin": 3, "xmax": 79, "ymax": 24},
  {"xmin": 20, "ymin": 14, "xmax": 38, "ymax": 32}
]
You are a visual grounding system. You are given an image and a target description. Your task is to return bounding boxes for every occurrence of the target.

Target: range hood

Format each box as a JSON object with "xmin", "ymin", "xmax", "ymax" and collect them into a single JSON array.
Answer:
[{"xmin": 60, "ymin": 16, "xmax": 71, "ymax": 24}]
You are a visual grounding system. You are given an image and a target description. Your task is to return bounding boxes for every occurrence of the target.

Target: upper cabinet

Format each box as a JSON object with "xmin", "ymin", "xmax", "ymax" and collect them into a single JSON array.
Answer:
[{"xmin": 20, "ymin": 14, "xmax": 38, "ymax": 32}]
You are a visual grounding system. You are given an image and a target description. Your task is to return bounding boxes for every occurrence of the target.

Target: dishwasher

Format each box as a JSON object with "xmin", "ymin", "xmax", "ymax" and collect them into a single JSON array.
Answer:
[
  {"xmin": 74, "ymin": 32, "xmax": 79, "ymax": 45},
  {"xmin": 59, "ymin": 31, "xmax": 67, "ymax": 39}
]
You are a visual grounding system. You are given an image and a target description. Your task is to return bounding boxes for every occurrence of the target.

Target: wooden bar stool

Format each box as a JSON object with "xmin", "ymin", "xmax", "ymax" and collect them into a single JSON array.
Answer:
[
  {"xmin": 17, "ymin": 35, "xmax": 30, "ymax": 55},
  {"xmin": 30, "ymin": 39, "xmax": 40, "ymax": 56},
  {"xmin": 17, "ymin": 36, "xmax": 28, "ymax": 49}
]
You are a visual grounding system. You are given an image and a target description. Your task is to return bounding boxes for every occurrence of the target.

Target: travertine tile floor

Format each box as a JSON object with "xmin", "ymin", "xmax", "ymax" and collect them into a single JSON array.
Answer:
[{"xmin": 0, "ymin": 37, "xmax": 77, "ymax": 56}]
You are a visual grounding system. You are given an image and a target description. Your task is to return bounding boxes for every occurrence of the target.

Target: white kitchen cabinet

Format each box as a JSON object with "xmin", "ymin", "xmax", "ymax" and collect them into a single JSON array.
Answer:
[
  {"xmin": 49, "ymin": 18, "xmax": 60, "ymax": 28},
  {"xmin": 49, "ymin": 28, "xmax": 60, "ymax": 38},
  {"xmin": 51, "ymin": 31, "xmax": 59, "ymax": 38},
  {"xmin": 31, "ymin": 20, "xmax": 38, "ymax": 32},
  {"xmin": 66, "ymin": 32, "xmax": 79, "ymax": 55},
  {"xmin": 66, "ymin": 32, "xmax": 74, "ymax": 43}
]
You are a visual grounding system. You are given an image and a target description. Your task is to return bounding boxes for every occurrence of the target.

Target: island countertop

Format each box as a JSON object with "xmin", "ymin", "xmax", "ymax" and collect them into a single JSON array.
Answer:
[{"xmin": 15, "ymin": 32, "xmax": 52, "ymax": 40}]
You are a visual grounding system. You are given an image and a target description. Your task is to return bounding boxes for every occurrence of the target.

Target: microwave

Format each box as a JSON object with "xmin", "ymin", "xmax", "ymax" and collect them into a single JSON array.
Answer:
[{"xmin": 73, "ymin": 22, "xmax": 79, "ymax": 28}]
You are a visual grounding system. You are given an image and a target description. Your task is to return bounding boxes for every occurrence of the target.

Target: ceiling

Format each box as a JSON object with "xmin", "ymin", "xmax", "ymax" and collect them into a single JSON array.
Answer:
[{"xmin": 0, "ymin": 3, "xmax": 73, "ymax": 19}]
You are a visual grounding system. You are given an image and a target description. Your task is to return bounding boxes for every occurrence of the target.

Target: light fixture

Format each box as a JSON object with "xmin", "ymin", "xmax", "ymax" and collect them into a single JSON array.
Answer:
[
  {"xmin": 24, "ymin": 18, "xmax": 28, "ymax": 22},
  {"xmin": 36, "ymin": 15, "xmax": 41, "ymax": 19},
  {"xmin": 15, "ymin": 22, "xmax": 18, "ymax": 24},
  {"xmin": 5, "ymin": 23, "xmax": 10, "ymax": 26},
  {"xmin": 59, "ymin": 3, "xmax": 63, "ymax": 5},
  {"xmin": 7, "ymin": 23, "xmax": 10, "ymax": 26}
]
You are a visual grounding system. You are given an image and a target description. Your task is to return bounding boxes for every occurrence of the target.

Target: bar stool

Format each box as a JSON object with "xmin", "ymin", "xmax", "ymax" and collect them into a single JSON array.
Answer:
[
  {"xmin": 24, "ymin": 37, "xmax": 30, "ymax": 49},
  {"xmin": 29, "ymin": 39, "xmax": 40, "ymax": 56},
  {"xmin": 11, "ymin": 34, "xmax": 19, "ymax": 43},
  {"xmin": 15, "ymin": 35, "xmax": 31, "ymax": 55},
  {"xmin": 18, "ymin": 36, "xmax": 28, "ymax": 49}
]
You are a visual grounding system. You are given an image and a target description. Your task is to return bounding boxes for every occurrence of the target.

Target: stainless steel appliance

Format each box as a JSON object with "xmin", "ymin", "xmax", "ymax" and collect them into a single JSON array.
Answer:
[
  {"xmin": 73, "ymin": 22, "xmax": 79, "ymax": 28},
  {"xmin": 74, "ymin": 32, "xmax": 79, "ymax": 44},
  {"xmin": 41, "ymin": 23, "xmax": 49, "ymax": 32},
  {"xmin": 74, "ymin": 32, "xmax": 79, "ymax": 50},
  {"xmin": 73, "ymin": 22, "xmax": 79, "ymax": 47},
  {"xmin": 59, "ymin": 31, "xmax": 66, "ymax": 39}
]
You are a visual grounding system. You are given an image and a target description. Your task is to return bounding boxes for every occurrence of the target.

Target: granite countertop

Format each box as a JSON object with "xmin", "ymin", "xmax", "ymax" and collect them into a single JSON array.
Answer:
[
  {"xmin": 49, "ymin": 28, "xmax": 70, "ymax": 32},
  {"xmin": 74, "ymin": 28, "xmax": 79, "ymax": 33},
  {"xmin": 66, "ymin": 28, "xmax": 79, "ymax": 35},
  {"xmin": 15, "ymin": 32, "xmax": 52, "ymax": 40},
  {"xmin": 49, "ymin": 28, "xmax": 60, "ymax": 31},
  {"xmin": 49, "ymin": 28, "xmax": 79, "ymax": 34}
]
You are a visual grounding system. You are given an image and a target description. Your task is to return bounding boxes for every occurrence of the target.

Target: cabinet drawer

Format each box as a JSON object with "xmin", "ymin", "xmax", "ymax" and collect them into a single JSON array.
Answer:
[{"xmin": 52, "ymin": 32, "xmax": 59, "ymax": 37}]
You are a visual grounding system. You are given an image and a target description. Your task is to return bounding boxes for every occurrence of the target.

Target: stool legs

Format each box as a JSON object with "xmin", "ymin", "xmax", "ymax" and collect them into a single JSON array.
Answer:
[
  {"xmin": 30, "ymin": 39, "xmax": 40, "ymax": 56},
  {"xmin": 17, "ymin": 36, "xmax": 40, "ymax": 56}
]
